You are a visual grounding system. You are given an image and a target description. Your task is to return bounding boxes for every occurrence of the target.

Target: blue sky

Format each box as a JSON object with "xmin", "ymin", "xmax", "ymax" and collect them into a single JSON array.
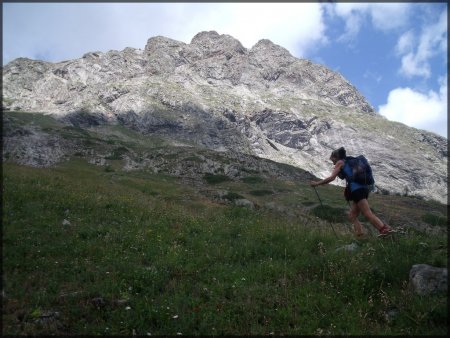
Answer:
[{"xmin": 3, "ymin": 2, "xmax": 448, "ymax": 138}]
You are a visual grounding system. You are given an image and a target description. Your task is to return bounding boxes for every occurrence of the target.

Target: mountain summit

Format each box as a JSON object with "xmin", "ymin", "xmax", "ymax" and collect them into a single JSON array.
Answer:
[{"xmin": 2, "ymin": 31, "xmax": 447, "ymax": 203}]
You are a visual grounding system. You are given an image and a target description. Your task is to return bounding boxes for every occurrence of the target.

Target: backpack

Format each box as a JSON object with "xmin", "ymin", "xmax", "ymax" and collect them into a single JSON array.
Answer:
[{"xmin": 340, "ymin": 155, "xmax": 375, "ymax": 186}]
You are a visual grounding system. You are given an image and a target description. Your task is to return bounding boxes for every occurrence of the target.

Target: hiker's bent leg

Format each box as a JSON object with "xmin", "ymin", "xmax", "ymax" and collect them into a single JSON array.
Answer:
[
  {"xmin": 348, "ymin": 203, "xmax": 364, "ymax": 235},
  {"xmin": 356, "ymin": 199, "xmax": 385, "ymax": 231}
]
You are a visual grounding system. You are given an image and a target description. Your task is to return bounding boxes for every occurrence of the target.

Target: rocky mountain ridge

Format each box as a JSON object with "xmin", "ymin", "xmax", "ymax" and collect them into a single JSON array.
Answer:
[{"xmin": 2, "ymin": 31, "xmax": 447, "ymax": 203}]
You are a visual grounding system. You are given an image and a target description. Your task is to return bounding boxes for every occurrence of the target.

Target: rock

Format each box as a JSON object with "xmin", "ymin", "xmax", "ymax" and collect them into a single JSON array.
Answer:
[
  {"xmin": 32, "ymin": 310, "xmax": 62, "ymax": 330},
  {"xmin": 409, "ymin": 264, "xmax": 447, "ymax": 295},
  {"xmin": 115, "ymin": 299, "xmax": 129, "ymax": 306},
  {"xmin": 234, "ymin": 198, "xmax": 255, "ymax": 209},
  {"xmin": 2, "ymin": 123, "xmax": 71, "ymax": 167},
  {"xmin": 383, "ymin": 307, "xmax": 399, "ymax": 323},
  {"xmin": 335, "ymin": 242, "xmax": 359, "ymax": 253},
  {"xmin": 91, "ymin": 297, "xmax": 107, "ymax": 308}
]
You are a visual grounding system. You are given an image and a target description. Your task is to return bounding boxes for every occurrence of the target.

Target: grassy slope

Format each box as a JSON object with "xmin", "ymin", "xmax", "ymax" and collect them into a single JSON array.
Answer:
[
  {"xmin": 2, "ymin": 111, "xmax": 448, "ymax": 335},
  {"xmin": 2, "ymin": 158, "xmax": 447, "ymax": 336}
]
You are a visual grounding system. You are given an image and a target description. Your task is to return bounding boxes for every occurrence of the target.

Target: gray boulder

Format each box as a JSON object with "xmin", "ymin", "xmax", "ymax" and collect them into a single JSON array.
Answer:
[
  {"xmin": 234, "ymin": 198, "xmax": 255, "ymax": 210},
  {"xmin": 335, "ymin": 242, "xmax": 359, "ymax": 253},
  {"xmin": 409, "ymin": 264, "xmax": 447, "ymax": 295}
]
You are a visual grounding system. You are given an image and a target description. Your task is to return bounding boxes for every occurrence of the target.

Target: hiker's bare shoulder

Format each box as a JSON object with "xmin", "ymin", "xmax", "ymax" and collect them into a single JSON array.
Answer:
[
  {"xmin": 331, "ymin": 160, "xmax": 344, "ymax": 176},
  {"xmin": 335, "ymin": 159, "xmax": 345, "ymax": 167}
]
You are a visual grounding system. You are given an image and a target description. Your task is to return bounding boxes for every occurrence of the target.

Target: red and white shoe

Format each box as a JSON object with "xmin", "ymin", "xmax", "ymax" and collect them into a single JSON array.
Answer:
[{"xmin": 377, "ymin": 224, "xmax": 397, "ymax": 238}]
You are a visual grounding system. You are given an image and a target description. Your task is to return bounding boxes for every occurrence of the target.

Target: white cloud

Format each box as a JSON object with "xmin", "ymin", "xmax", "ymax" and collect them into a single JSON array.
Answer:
[
  {"xmin": 159, "ymin": 3, "xmax": 328, "ymax": 58},
  {"xmin": 331, "ymin": 3, "xmax": 412, "ymax": 41},
  {"xmin": 399, "ymin": 53, "xmax": 431, "ymax": 78},
  {"xmin": 369, "ymin": 4, "xmax": 412, "ymax": 31},
  {"xmin": 397, "ymin": 8, "xmax": 447, "ymax": 79},
  {"xmin": 3, "ymin": 3, "xmax": 328, "ymax": 64},
  {"xmin": 378, "ymin": 76, "xmax": 447, "ymax": 138},
  {"xmin": 396, "ymin": 31, "xmax": 415, "ymax": 55},
  {"xmin": 3, "ymin": 3, "xmax": 135, "ymax": 63}
]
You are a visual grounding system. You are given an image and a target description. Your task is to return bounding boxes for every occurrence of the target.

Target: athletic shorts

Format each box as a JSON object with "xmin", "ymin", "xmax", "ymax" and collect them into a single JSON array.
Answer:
[{"xmin": 350, "ymin": 188, "xmax": 369, "ymax": 203}]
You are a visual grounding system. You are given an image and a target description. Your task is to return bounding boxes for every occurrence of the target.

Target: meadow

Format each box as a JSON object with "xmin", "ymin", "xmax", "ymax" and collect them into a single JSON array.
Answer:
[{"xmin": 2, "ymin": 159, "xmax": 447, "ymax": 335}]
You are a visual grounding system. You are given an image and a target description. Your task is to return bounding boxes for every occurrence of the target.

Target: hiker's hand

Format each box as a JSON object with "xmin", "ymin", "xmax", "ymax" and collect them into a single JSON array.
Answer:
[{"xmin": 310, "ymin": 181, "xmax": 319, "ymax": 187}]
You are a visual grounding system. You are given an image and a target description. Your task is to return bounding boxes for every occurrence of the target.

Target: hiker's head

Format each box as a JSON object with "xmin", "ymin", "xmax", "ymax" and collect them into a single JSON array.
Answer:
[{"xmin": 330, "ymin": 147, "xmax": 346, "ymax": 164}]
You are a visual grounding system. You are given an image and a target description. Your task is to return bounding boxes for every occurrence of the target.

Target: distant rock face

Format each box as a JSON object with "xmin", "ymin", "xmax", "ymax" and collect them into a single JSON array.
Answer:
[
  {"xmin": 2, "ymin": 30, "xmax": 374, "ymax": 116},
  {"xmin": 2, "ymin": 31, "xmax": 448, "ymax": 203}
]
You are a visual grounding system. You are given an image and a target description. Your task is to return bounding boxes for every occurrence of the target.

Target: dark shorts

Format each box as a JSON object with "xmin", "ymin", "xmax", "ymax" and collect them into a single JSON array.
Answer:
[{"xmin": 350, "ymin": 188, "xmax": 369, "ymax": 203}]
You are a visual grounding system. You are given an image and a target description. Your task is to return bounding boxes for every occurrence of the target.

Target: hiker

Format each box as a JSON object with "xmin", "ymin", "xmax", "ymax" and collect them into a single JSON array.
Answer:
[{"xmin": 310, "ymin": 147, "xmax": 393, "ymax": 238}]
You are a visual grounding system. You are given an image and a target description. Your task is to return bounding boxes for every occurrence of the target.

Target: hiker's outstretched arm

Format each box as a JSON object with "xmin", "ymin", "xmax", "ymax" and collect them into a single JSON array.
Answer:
[
  {"xmin": 313, "ymin": 174, "xmax": 337, "ymax": 186},
  {"xmin": 310, "ymin": 161, "xmax": 343, "ymax": 186}
]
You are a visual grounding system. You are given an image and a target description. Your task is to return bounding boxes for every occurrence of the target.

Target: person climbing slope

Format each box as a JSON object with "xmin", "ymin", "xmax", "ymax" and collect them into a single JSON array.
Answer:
[{"xmin": 310, "ymin": 147, "xmax": 394, "ymax": 238}]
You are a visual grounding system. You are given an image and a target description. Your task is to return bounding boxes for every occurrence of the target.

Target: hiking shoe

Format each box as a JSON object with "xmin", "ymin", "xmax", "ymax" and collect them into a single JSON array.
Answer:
[{"xmin": 378, "ymin": 225, "xmax": 396, "ymax": 237}]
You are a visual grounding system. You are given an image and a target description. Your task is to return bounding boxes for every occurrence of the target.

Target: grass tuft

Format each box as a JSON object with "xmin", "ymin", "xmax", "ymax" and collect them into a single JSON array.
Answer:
[{"xmin": 204, "ymin": 173, "xmax": 231, "ymax": 184}]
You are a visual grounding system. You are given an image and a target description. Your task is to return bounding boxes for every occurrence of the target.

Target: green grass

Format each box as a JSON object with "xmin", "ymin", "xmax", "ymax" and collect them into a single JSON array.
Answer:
[
  {"xmin": 422, "ymin": 212, "xmax": 447, "ymax": 227},
  {"xmin": 222, "ymin": 192, "xmax": 245, "ymax": 201},
  {"xmin": 249, "ymin": 189, "xmax": 274, "ymax": 196},
  {"xmin": 2, "ymin": 160, "xmax": 447, "ymax": 335},
  {"xmin": 312, "ymin": 205, "xmax": 348, "ymax": 223},
  {"xmin": 204, "ymin": 173, "xmax": 231, "ymax": 185},
  {"xmin": 241, "ymin": 176, "xmax": 265, "ymax": 184}
]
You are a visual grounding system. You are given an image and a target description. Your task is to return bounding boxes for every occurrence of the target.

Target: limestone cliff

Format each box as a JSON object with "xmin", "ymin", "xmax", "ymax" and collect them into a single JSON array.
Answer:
[{"xmin": 2, "ymin": 31, "xmax": 447, "ymax": 203}]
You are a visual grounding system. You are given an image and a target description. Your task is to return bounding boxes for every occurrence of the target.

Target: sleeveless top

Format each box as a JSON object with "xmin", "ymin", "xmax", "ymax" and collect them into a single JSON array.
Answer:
[{"xmin": 340, "ymin": 161, "xmax": 368, "ymax": 192}]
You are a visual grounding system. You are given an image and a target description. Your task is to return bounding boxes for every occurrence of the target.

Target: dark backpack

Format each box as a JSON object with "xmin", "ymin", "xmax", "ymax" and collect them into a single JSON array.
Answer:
[{"xmin": 341, "ymin": 155, "xmax": 375, "ymax": 186}]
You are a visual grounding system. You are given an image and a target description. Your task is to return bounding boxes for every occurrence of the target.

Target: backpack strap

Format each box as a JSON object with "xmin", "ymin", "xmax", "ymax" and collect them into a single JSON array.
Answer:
[{"xmin": 338, "ymin": 156, "xmax": 352, "ymax": 180}]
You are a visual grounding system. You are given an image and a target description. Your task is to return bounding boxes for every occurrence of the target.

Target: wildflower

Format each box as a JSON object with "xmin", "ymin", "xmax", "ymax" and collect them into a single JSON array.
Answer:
[
  {"xmin": 172, "ymin": 315, "xmax": 178, "ymax": 319},
  {"xmin": 318, "ymin": 242, "xmax": 326, "ymax": 255},
  {"xmin": 125, "ymin": 306, "xmax": 131, "ymax": 310}
]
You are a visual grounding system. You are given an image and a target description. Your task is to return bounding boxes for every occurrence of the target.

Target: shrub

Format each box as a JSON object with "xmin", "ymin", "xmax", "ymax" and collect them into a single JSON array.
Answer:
[
  {"xmin": 422, "ymin": 212, "xmax": 447, "ymax": 227},
  {"xmin": 204, "ymin": 173, "xmax": 230, "ymax": 184},
  {"xmin": 223, "ymin": 192, "xmax": 244, "ymax": 201},
  {"xmin": 104, "ymin": 165, "xmax": 115, "ymax": 172},
  {"xmin": 249, "ymin": 189, "xmax": 273, "ymax": 196},
  {"xmin": 242, "ymin": 176, "xmax": 265, "ymax": 184},
  {"xmin": 105, "ymin": 146, "xmax": 128, "ymax": 160}
]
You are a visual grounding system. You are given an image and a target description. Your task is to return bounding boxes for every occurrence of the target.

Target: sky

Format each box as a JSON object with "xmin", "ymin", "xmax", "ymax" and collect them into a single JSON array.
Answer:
[{"xmin": 3, "ymin": 2, "xmax": 448, "ymax": 138}]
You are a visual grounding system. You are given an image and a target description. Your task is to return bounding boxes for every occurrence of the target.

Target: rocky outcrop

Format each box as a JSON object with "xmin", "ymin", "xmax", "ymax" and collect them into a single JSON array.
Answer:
[
  {"xmin": 2, "ymin": 31, "xmax": 447, "ymax": 203},
  {"xmin": 2, "ymin": 116, "xmax": 72, "ymax": 167},
  {"xmin": 409, "ymin": 264, "xmax": 447, "ymax": 296}
]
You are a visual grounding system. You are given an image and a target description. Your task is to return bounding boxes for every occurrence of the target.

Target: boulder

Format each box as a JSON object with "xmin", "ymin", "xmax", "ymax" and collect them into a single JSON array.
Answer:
[
  {"xmin": 409, "ymin": 264, "xmax": 447, "ymax": 295},
  {"xmin": 335, "ymin": 242, "xmax": 359, "ymax": 253}
]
